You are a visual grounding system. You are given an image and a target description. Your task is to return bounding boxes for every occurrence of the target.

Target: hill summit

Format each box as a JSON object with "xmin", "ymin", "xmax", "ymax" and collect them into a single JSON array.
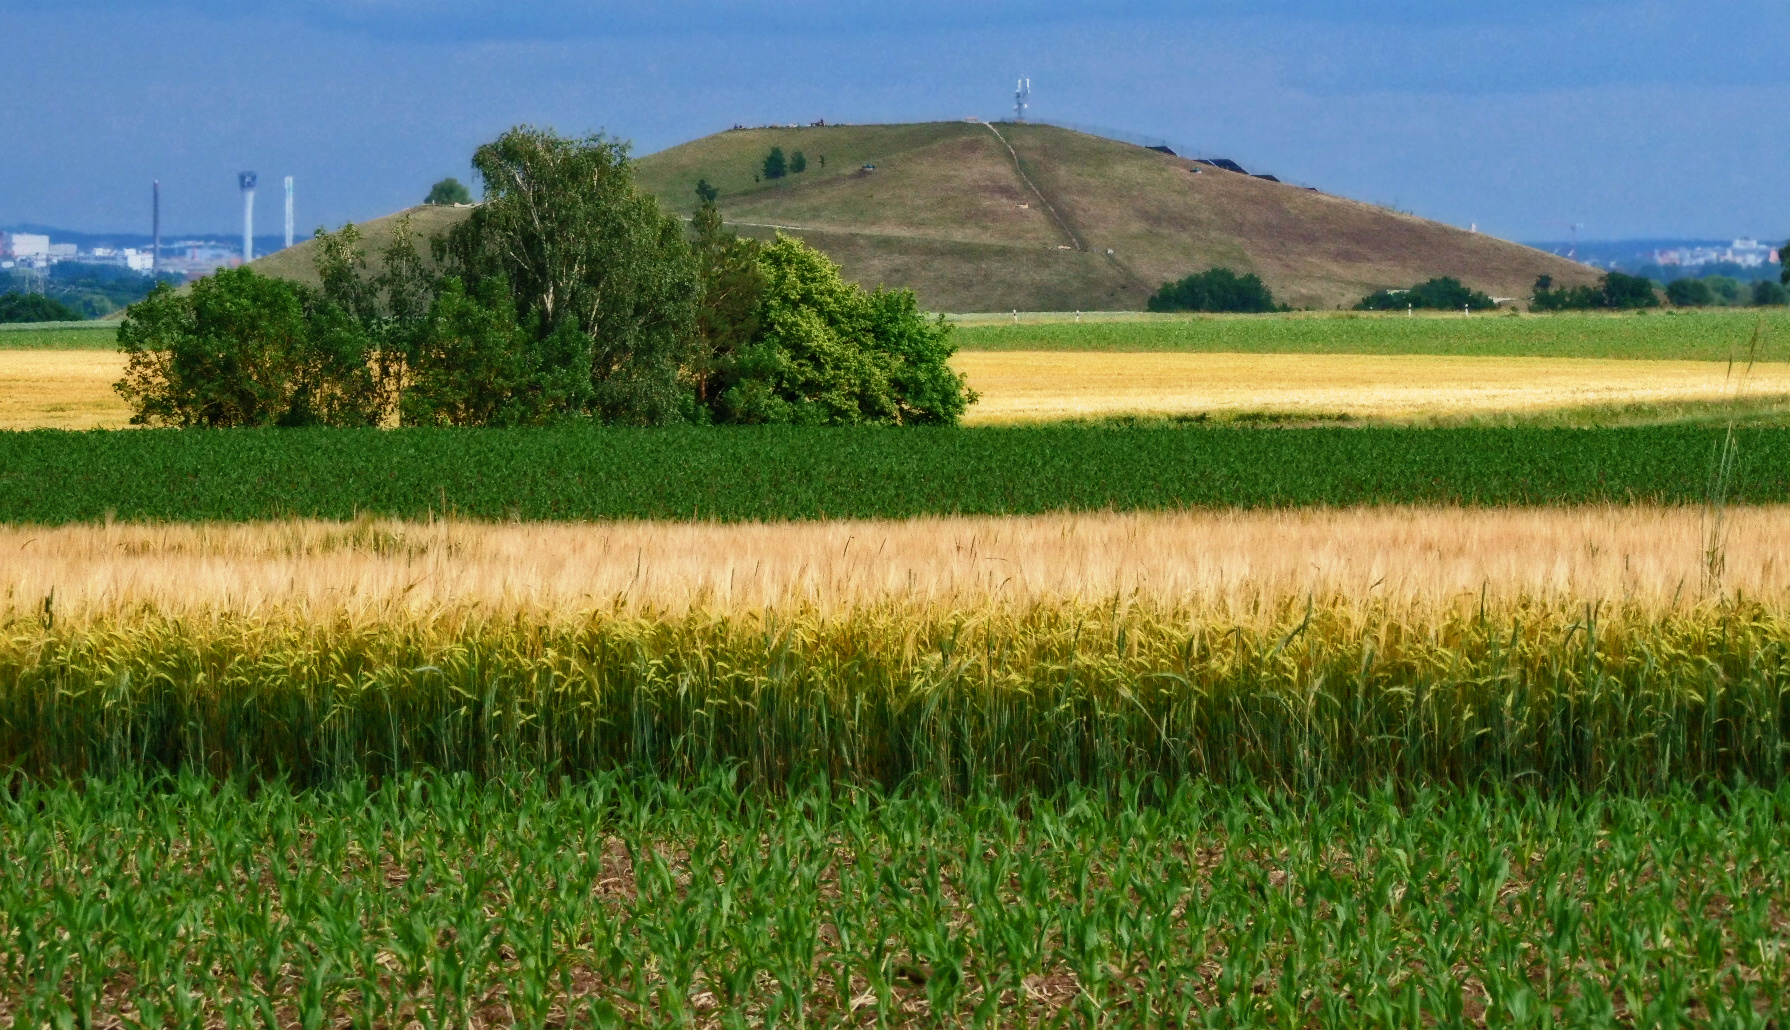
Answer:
[{"xmin": 258, "ymin": 121, "xmax": 1596, "ymax": 312}]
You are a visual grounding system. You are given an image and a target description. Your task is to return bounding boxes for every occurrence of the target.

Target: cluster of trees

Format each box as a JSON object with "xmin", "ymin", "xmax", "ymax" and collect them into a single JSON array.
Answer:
[
  {"xmin": 1356, "ymin": 277, "xmax": 1496, "ymax": 312},
  {"xmin": 1146, "ymin": 268, "xmax": 1284, "ymax": 313},
  {"xmin": 1, "ymin": 263, "xmax": 181, "ymax": 320},
  {"xmin": 0, "ymin": 291, "xmax": 82, "ymax": 323},
  {"xmin": 1664, "ymin": 276, "xmax": 1789, "ymax": 307},
  {"xmin": 762, "ymin": 147, "xmax": 810, "ymax": 180},
  {"xmin": 1530, "ymin": 272, "xmax": 1659, "ymax": 312},
  {"xmin": 116, "ymin": 127, "xmax": 974, "ymax": 429}
]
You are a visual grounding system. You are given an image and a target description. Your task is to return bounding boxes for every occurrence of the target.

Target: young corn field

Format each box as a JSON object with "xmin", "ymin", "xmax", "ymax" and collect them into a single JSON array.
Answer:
[{"xmin": 3, "ymin": 773, "xmax": 1786, "ymax": 1027}]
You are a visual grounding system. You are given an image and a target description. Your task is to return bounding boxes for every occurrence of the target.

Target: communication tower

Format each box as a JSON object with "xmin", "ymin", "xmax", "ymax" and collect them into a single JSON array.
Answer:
[
  {"xmin": 283, "ymin": 176, "xmax": 294, "ymax": 250},
  {"xmin": 1014, "ymin": 78, "xmax": 1030, "ymax": 122},
  {"xmin": 239, "ymin": 171, "xmax": 257, "ymax": 263}
]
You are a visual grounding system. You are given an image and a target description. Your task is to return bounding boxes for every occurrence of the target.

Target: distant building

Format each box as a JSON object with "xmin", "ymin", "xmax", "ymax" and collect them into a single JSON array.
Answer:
[
  {"xmin": 2, "ymin": 232, "xmax": 49, "ymax": 259},
  {"xmin": 46, "ymin": 243, "xmax": 77, "ymax": 260},
  {"xmin": 1653, "ymin": 238, "xmax": 1776, "ymax": 270}
]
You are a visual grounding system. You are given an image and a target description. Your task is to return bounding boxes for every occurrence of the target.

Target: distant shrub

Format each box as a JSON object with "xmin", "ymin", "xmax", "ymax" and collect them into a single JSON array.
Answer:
[
  {"xmin": 1752, "ymin": 280, "xmax": 1789, "ymax": 306},
  {"xmin": 791, "ymin": 150, "xmax": 808, "ymax": 174},
  {"xmin": 1665, "ymin": 278, "xmax": 1714, "ymax": 307},
  {"xmin": 1532, "ymin": 272, "xmax": 1659, "ymax": 311},
  {"xmin": 424, "ymin": 177, "xmax": 472, "ymax": 206},
  {"xmin": 1147, "ymin": 268, "xmax": 1284, "ymax": 313},
  {"xmin": 763, "ymin": 147, "xmax": 787, "ymax": 180},
  {"xmin": 1356, "ymin": 276, "xmax": 1496, "ymax": 312},
  {"xmin": 0, "ymin": 291, "xmax": 82, "ymax": 323}
]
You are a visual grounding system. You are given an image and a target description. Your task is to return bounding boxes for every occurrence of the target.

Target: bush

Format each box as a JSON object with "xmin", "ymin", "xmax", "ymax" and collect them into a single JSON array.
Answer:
[
  {"xmin": 1147, "ymin": 268, "xmax": 1283, "ymax": 313},
  {"xmin": 115, "ymin": 269, "xmax": 383, "ymax": 428},
  {"xmin": 1752, "ymin": 280, "xmax": 1789, "ymax": 306},
  {"xmin": 1357, "ymin": 276, "xmax": 1496, "ymax": 312},
  {"xmin": 1665, "ymin": 278, "xmax": 1714, "ymax": 307},
  {"xmin": 707, "ymin": 234, "xmax": 974, "ymax": 425},
  {"xmin": 0, "ymin": 291, "xmax": 82, "ymax": 323},
  {"xmin": 763, "ymin": 147, "xmax": 787, "ymax": 180},
  {"xmin": 424, "ymin": 177, "xmax": 472, "ymax": 206}
]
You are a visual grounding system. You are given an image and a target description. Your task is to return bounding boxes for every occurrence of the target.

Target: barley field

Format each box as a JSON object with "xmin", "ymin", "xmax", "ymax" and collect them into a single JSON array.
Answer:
[
  {"xmin": 2, "ymin": 506, "xmax": 1782, "ymax": 617},
  {"xmin": 0, "ymin": 350, "xmax": 132, "ymax": 430}
]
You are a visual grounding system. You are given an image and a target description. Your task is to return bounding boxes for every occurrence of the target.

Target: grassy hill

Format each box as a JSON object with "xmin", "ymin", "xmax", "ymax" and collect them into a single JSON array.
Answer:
[{"xmin": 254, "ymin": 121, "xmax": 1598, "ymax": 312}]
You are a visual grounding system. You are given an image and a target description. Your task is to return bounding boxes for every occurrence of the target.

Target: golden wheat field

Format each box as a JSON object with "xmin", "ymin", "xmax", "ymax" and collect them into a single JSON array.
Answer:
[
  {"xmin": 4, "ymin": 506, "xmax": 1780, "ymax": 622},
  {"xmin": 0, "ymin": 350, "xmax": 133, "ymax": 429},
  {"xmin": 951, "ymin": 351, "xmax": 1790, "ymax": 423},
  {"xmin": 6, "ymin": 348, "xmax": 1790, "ymax": 428}
]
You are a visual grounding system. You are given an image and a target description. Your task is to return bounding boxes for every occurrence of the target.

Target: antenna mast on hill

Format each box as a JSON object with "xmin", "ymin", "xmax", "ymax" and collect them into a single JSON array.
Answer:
[{"xmin": 1014, "ymin": 78, "xmax": 1030, "ymax": 122}]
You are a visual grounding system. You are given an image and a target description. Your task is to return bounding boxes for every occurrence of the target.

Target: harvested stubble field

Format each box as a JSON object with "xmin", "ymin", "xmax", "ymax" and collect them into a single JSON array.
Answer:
[
  {"xmin": 8, "ymin": 425, "xmax": 1790, "ymax": 521},
  {"xmin": 4, "ymin": 773, "xmax": 1786, "ymax": 1027}
]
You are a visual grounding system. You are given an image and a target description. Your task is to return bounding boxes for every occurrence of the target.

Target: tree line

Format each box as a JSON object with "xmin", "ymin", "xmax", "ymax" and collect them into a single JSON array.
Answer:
[{"xmin": 115, "ymin": 127, "xmax": 973, "ymax": 429}]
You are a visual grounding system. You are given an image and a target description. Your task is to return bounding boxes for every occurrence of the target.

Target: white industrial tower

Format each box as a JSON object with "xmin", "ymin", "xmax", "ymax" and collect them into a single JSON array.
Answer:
[
  {"xmin": 283, "ymin": 176, "xmax": 294, "ymax": 250},
  {"xmin": 1014, "ymin": 78, "xmax": 1031, "ymax": 122},
  {"xmin": 239, "ymin": 172, "xmax": 257, "ymax": 263}
]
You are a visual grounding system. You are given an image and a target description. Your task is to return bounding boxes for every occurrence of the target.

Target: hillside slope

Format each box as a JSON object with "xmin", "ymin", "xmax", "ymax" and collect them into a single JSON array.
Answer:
[{"xmin": 256, "ymin": 121, "xmax": 1596, "ymax": 312}]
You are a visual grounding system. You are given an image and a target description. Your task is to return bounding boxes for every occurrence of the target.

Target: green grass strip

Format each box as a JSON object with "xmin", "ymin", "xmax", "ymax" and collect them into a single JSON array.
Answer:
[
  {"xmin": 954, "ymin": 308, "xmax": 1790, "ymax": 361},
  {"xmin": 3, "ymin": 424, "xmax": 1790, "ymax": 523}
]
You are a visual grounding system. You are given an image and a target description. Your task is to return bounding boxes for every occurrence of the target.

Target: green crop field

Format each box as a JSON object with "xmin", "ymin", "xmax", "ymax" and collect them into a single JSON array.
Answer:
[
  {"xmin": 952, "ymin": 308, "xmax": 1790, "ymax": 362},
  {"xmin": 0, "ymin": 320, "xmax": 118, "ymax": 349},
  {"xmin": 3, "ymin": 771, "xmax": 1785, "ymax": 1026},
  {"xmin": 2, "ymin": 424, "xmax": 1789, "ymax": 523}
]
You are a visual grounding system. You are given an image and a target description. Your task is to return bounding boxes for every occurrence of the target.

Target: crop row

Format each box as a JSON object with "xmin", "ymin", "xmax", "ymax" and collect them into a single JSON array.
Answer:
[
  {"xmin": 5, "ymin": 600, "xmax": 1789, "ymax": 793},
  {"xmin": 3, "ymin": 771, "xmax": 1785, "ymax": 1027},
  {"xmin": 953, "ymin": 308, "xmax": 1790, "ymax": 362},
  {"xmin": 4, "ymin": 425, "xmax": 1790, "ymax": 522}
]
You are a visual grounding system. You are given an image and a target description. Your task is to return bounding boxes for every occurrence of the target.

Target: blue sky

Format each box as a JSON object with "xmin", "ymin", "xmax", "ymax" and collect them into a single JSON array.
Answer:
[{"xmin": 5, "ymin": 1, "xmax": 1786, "ymax": 242}]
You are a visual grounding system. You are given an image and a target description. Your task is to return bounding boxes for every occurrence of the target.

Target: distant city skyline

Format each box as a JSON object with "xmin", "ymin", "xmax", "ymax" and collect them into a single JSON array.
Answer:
[{"xmin": 5, "ymin": 1, "xmax": 1787, "ymax": 242}]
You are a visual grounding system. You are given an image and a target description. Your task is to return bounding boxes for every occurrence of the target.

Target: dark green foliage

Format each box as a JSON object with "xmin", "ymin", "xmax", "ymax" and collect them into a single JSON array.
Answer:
[
  {"xmin": 8, "ymin": 425, "xmax": 1790, "ymax": 522},
  {"xmin": 762, "ymin": 146, "xmax": 787, "ymax": 180},
  {"xmin": 441, "ymin": 126, "xmax": 699, "ymax": 425},
  {"xmin": 1666, "ymin": 277, "xmax": 1715, "ymax": 307},
  {"xmin": 1532, "ymin": 271, "xmax": 1660, "ymax": 311},
  {"xmin": 694, "ymin": 178, "xmax": 719, "ymax": 204},
  {"xmin": 2, "ymin": 263, "xmax": 180, "ymax": 319},
  {"xmin": 1356, "ymin": 276, "xmax": 1496, "ymax": 312},
  {"xmin": 1146, "ymin": 268, "xmax": 1283, "ymax": 313},
  {"xmin": 1753, "ymin": 280, "xmax": 1789, "ymax": 306},
  {"xmin": 790, "ymin": 150, "xmax": 807, "ymax": 174},
  {"xmin": 1782, "ymin": 239, "xmax": 1789, "ymax": 286},
  {"xmin": 423, "ymin": 177, "xmax": 473, "ymax": 206},
  {"xmin": 0, "ymin": 290, "xmax": 81, "ymax": 323},
  {"xmin": 402, "ymin": 277, "xmax": 592, "ymax": 426},
  {"xmin": 687, "ymin": 199, "xmax": 763, "ymax": 411},
  {"xmin": 113, "ymin": 269, "xmax": 383, "ymax": 428},
  {"xmin": 706, "ymin": 235, "xmax": 973, "ymax": 424}
]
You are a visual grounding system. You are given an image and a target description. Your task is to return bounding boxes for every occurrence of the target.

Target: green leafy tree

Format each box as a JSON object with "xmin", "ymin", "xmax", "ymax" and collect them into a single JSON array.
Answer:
[
  {"xmin": 688, "ymin": 196, "xmax": 764, "ymax": 410},
  {"xmin": 708, "ymin": 234, "xmax": 974, "ymax": 425},
  {"xmin": 1357, "ymin": 276, "xmax": 1497, "ymax": 311},
  {"xmin": 1533, "ymin": 272, "xmax": 1659, "ymax": 311},
  {"xmin": 1665, "ymin": 278, "xmax": 1713, "ymax": 307},
  {"xmin": 402, "ymin": 276, "xmax": 590, "ymax": 426},
  {"xmin": 424, "ymin": 177, "xmax": 473, "ymax": 205},
  {"xmin": 440, "ymin": 126, "xmax": 699, "ymax": 424},
  {"xmin": 0, "ymin": 291, "xmax": 82, "ymax": 323},
  {"xmin": 1752, "ymin": 279, "xmax": 1789, "ymax": 306},
  {"xmin": 763, "ymin": 147, "xmax": 787, "ymax": 180},
  {"xmin": 1147, "ymin": 268, "xmax": 1283, "ymax": 313},
  {"xmin": 790, "ymin": 151, "xmax": 808, "ymax": 174},
  {"xmin": 1781, "ymin": 240, "xmax": 1789, "ymax": 286},
  {"xmin": 115, "ymin": 268, "xmax": 382, "ymax": 427},
  {"xmin": 695, "ymin": 178, "xmax": 719, "ymax": 204}
]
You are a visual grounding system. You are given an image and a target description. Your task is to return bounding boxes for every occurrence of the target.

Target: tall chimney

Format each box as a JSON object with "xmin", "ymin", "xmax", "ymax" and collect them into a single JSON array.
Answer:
[
  {"xmin": 238, "ymin": 171, "xmax": 257, "ymax": 263},
  {"xmin": 283, "ymin": 176, "xmax": 294, "ymax": 250},
  {"xmin": 152, "ymin": 180, "xmax": 161, "ymax": 276}
]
